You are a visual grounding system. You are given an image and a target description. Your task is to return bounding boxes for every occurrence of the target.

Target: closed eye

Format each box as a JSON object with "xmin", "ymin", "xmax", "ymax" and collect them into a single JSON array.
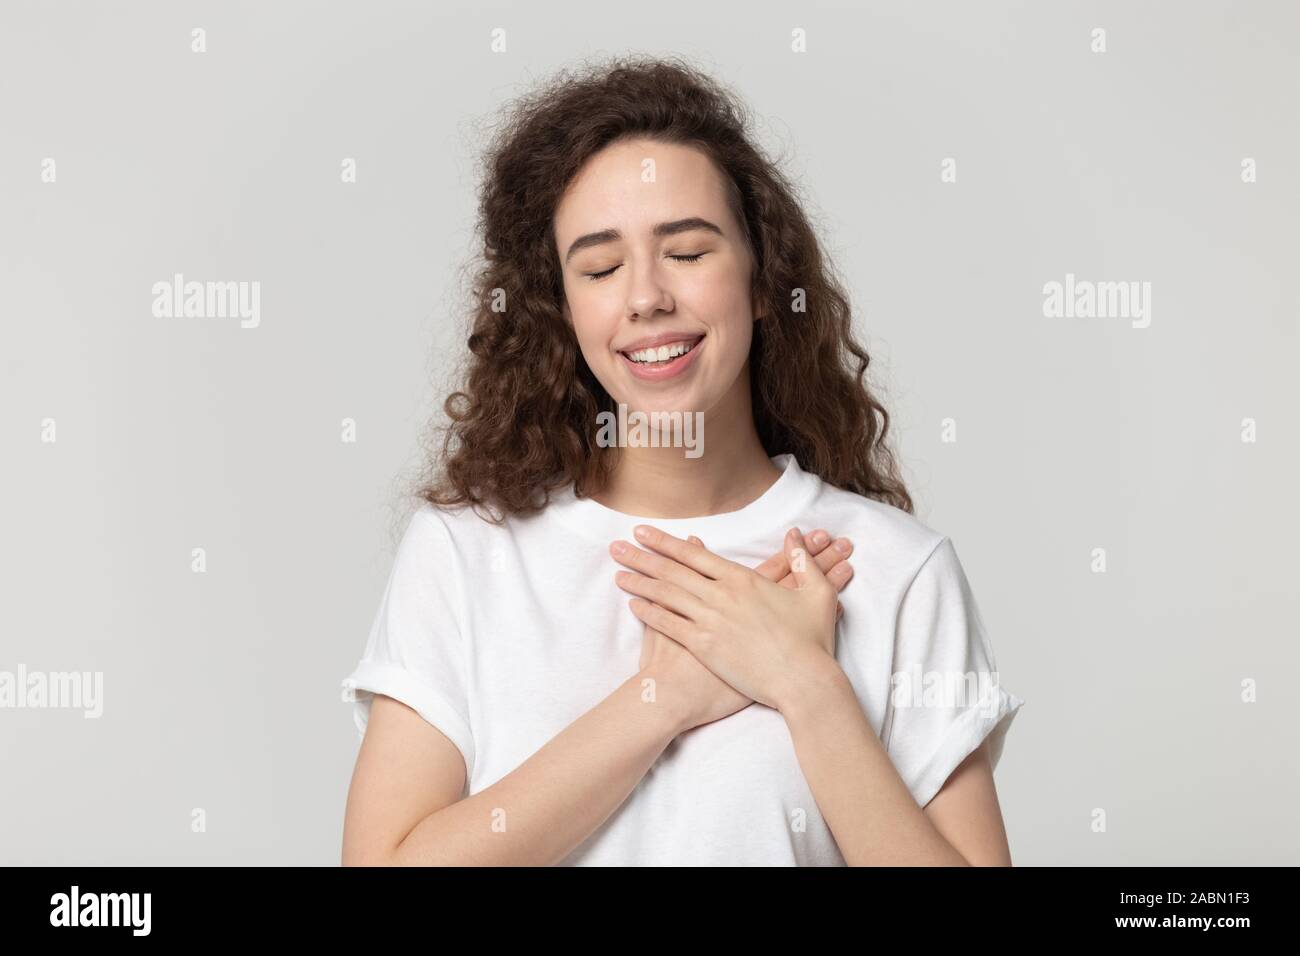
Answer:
[{"xmin": 584, "ymin": 253, "xmax": 708, "ymax": 282}]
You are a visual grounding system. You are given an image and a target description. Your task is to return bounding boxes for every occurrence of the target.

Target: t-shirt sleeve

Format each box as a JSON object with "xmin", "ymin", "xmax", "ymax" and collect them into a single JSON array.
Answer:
[
  {"xmin": 882, "ymin": 536, "xmax": 1023, "ymax": 809},
  {"xmin": 341, "ymin": 506, "xmax": 475, "ymax": 785}
]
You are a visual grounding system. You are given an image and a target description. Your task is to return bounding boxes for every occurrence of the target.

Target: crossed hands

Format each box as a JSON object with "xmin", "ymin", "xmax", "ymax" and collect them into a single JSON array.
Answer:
[{"xmin": 610, "ymin": 526, "xmax": 854, "ymax": 732}]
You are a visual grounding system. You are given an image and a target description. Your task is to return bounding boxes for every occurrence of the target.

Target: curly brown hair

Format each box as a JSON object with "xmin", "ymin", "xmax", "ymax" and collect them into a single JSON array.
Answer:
[{"xmin": 419, "ymin": 53, "xmax": 912, "ymax": 521}]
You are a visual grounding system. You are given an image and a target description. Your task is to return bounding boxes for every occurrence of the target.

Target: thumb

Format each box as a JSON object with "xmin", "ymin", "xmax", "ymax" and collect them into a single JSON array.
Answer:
[{"xmin": 785, "ymin": 527, "xmax": 828, "ymax": 590}]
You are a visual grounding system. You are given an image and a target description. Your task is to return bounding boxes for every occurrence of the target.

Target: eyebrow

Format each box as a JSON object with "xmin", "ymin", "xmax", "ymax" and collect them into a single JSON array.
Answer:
[{"xmin": 563, "ymin": 217, "xmax": 725, "ymax": 265}]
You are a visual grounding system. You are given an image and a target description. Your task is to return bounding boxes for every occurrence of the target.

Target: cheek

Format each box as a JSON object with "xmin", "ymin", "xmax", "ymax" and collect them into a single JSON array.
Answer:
[
  {"xmin": 565, "ymin": 295, "xmax": 615, "ymax": 355},
  {"xmin": 696, "ymin": 283, "xmax": 755, "ymax": 365},
  {"xmin": 691, "ymin": 262, "xmax": 750, "ymax": 316},
  {"xmin": 713, "ymin": 326, "xmax": 754, "ymax": 385},
  {"xmin": 567, "ymin": 308, "xmax": 622, "ymax": 387},
  {"xmin": 575, "ymin": 334, "xmax": 613, "ymax": 381}
]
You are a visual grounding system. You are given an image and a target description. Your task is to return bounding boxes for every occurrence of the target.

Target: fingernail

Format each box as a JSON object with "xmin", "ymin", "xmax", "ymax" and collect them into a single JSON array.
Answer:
[
  {"xmin": 634, "ymin": 525, "xmax": 651, "ymax": 541},
  {"xmin": 611, "ymin": 541, "xmax": 627, "ymax": 556},
  {"xmin": 811, "ymin": 530, "xmax": 828, "ymax": 546},
  {"xmin": 834, "ymin": 538, "xmax": 851, "ymax": 552}
]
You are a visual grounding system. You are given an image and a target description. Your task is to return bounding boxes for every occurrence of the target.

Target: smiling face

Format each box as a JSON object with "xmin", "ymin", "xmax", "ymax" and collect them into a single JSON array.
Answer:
[{"xmin": 553, "ymin": 137, "xmax": 759, "ymax": 419}]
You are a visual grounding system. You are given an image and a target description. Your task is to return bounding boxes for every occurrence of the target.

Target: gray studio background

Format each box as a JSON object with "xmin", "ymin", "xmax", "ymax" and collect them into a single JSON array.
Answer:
[{"xmin": 2, "ymin": 0, "xmax": 1296, "ymax": 865}]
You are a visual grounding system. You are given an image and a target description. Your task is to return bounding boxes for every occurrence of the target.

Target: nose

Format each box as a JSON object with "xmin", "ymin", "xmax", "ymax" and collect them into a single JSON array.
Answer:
[{"xmin": 625, "ymin": 257, "xmax": 675, "ymax": 320}]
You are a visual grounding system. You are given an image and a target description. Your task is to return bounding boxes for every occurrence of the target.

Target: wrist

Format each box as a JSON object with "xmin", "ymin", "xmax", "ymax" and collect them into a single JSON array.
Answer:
[
  {"xmin": 775, "ymin": 652, "xmax": 852, "ymax": 722},
  {"xmin": 631, "ymin": 668, "xmax": 694, "ymax": 739}
]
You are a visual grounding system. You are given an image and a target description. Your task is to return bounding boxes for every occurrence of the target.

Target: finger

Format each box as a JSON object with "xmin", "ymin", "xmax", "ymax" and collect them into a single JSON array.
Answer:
[
  {"xmin": 686, "ymin": 535, "xmax": 719, "ymax": 584},
  {"xmin": 786, "ymin": 527, "xmax": 830, "ymax": 590},
  {"xmin": 756, "ymin": 528, "xmax": 835, "ymax": 580},
  {"xmin": 633, "ymin": 525, "xmax": 741, "ymax": 582},
  {"xmin": 754, "ymin": 528, "xmax": 834, "ymax": 582},
  {"xmin": 614, "ymin": 569, "xmax": 709, "ymax": 622},
  {"xmin": 780, "ymin": 537, "xmax": 852, "ymax": 590},
  {"xmin": 627, "ymin": 597, "xmax": 694, "ymax": 647},
  {"xmin": 824, "ymin": 558, "xmax": 855, "ymax": 590},
  {"xmin": 609, "ymin": 539, "xmax": 716, "ymax": 601}
]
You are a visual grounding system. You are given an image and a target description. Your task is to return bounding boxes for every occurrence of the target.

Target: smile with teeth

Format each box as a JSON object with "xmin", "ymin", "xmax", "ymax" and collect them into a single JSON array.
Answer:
[{"xmin": 621, "ymin": 338, "xmax": 701, "ymax": 364}]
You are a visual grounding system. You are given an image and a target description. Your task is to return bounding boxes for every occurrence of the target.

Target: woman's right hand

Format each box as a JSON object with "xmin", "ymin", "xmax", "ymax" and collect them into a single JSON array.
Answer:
[{"xmin": 636, "ymin": 529, "xmax": 855, "ymax": 733}]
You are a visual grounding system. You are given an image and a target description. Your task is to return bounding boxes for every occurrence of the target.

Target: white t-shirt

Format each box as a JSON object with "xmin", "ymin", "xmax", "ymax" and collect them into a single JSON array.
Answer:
[{"xmin": 341, "ymin": 453, "xmax": 1024, "ymax": 866}]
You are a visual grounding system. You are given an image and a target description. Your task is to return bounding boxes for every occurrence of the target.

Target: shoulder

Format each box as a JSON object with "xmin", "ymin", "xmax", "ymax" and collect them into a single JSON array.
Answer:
[
  {"xmin": 382, "ymin": 502, "xmax": 513, "ymax": 616},
  {"xmin": 809, "ymin": 479, "xmax": 950, "ymax": 583},
  {"xmin": 401, "ymin": 499, "xmax": 524, "ymax": 561},
  {"xmin": 398, "ymin": 502, "xmax": 458, "ymax": 548}
]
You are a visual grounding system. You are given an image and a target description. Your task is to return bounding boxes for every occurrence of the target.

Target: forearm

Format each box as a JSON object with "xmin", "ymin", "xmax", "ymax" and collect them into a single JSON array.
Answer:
[
  {"xmin": 391, "ymin": 670, "xmax": 683, "ymax": 866},
  {"xmin": 779, "ymin": 662, "xmax": 970, "ymax": 866}
]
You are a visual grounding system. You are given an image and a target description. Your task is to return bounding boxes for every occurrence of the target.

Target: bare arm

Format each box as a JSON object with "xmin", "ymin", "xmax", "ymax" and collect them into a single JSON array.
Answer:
[
  {"xmin": 342, "ymin": 528, "xmax": 854, "ymax": 866},
  {"xmin": 779, "ymin": 661, "xmax": 1013, "ymax": 866},
  {"xmin": 342, "ymin": 668, "xmax": 686, "ymax": 866}
]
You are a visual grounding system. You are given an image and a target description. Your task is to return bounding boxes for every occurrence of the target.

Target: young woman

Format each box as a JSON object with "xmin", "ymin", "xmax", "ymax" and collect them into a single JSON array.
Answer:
[{"xmin": 340, "ymin": 55, "xmax": 1023, "ymax": 866}]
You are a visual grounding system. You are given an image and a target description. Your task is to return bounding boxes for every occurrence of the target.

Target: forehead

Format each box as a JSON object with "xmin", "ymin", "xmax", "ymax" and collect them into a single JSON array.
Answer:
[{"xmin": 553, "ymin": 138, "xmax": 730, "ymax": 243}]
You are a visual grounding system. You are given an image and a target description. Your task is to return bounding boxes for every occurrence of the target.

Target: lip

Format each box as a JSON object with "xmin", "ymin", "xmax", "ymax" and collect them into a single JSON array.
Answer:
[
  {"xmin": 615, "ymin": 331, "xmax": 706, "ymax": 353},
  {"xmin": 618, "ymin": 334, "xmax": 705, "ymax": 382}
]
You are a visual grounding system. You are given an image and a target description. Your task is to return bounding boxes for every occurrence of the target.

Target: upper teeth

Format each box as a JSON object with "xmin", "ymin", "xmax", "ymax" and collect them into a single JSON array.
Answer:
[{"xmin": 625, "ymin": 339, "xmax": 698, "ymax": 364}]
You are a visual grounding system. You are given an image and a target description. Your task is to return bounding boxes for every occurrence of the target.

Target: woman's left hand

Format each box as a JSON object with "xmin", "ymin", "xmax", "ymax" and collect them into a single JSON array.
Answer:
[{"xmin": 611, "ymin": 525, "xmax": 845, "ymax": 713}]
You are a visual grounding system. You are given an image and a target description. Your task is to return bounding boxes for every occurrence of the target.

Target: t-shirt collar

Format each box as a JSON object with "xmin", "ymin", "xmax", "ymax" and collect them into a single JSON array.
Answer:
[{"xmin": 547, "ymin": 453, "xmax": 820, "ymax": 545}]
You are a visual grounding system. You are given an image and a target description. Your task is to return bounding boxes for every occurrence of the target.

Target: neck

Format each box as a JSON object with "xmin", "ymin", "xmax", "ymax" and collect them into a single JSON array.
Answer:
[{"xmin": 590, "ymin": 372, "xmax": 782, "ymax": 519}]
